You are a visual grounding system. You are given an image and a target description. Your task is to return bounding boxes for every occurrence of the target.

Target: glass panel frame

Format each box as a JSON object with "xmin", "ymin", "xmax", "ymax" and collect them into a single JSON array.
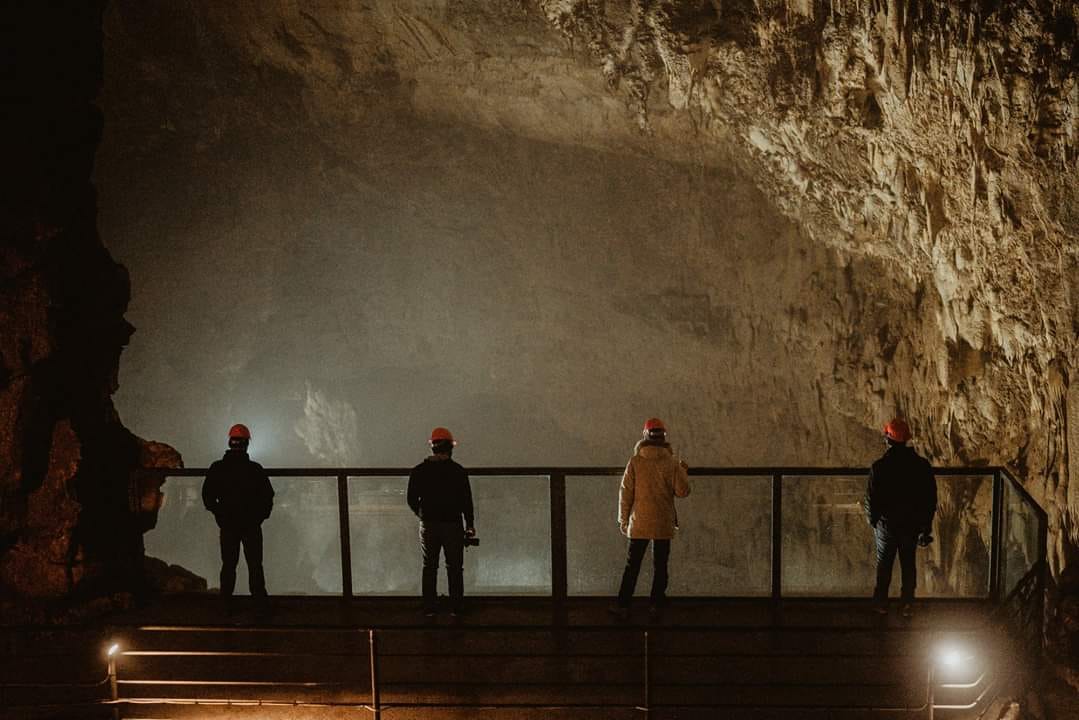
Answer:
[
  {"xmin": 780, "ymin": 473, "xmax": 993, "ymax": 598},
  {"xmin": 1000, "ymin": 476, "xmax": 1041, "ymax": 596},
  {"xmin": 567, "ymin": 474, "xmax": 771, "ymax": 597},
  {"xmin": 780, "ymin": 475, "xmax": 875, "ymax": 597},
  {"xmin": 146, "ymin": 475, "xmax": 342, "ymax": 596}
]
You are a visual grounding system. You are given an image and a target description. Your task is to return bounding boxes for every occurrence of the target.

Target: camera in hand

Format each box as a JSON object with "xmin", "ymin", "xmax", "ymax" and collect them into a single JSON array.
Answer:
[{"xmin": 464, "ymin": 532, "xmax": 480, "ymax": 547}]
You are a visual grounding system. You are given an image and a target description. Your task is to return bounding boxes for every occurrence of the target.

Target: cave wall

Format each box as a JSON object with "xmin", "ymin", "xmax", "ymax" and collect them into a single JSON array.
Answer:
[
  {"xmin": 97, "ymin": 0, "xmax": 1077, "ymax": 564},
  {"xmin": 3, "ymin": 0, "xmax": 1073, "ymax": 626},
  {"xmin": 0, "ymin": 3, "xmax": 180, "ymax": 605},
  {"xmin": 537, "ymin": 0, "xmax": 1079, "ymax": 569}
]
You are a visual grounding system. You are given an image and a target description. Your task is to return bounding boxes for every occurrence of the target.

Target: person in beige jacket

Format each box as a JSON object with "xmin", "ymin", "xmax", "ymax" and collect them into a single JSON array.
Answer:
[{"xmin": 611, "ymin": 418, "xmax": 690, "ymax": 618}]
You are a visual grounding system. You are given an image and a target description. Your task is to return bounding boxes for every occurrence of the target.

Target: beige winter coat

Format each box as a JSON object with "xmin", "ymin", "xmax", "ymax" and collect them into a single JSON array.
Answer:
[{"xmin": 618, "ymin": 441, "xmax": 691, "ymax": 539}]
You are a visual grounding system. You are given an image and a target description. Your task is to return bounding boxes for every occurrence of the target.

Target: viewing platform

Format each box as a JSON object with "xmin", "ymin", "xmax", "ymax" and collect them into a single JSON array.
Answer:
[
  {"xmin": 7, "ymin": 595, "xmax": 1015, "ymax": 720},
  {"xmin": 3, "ymin": 466, "xmax": 1047, "ymax": 719}
]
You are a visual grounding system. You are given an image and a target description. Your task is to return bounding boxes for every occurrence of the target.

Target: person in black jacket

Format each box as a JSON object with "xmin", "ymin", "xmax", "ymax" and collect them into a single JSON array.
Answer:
[
  {"xmin": 407, "ymin": 427, "xmax": 475, "ymax": 616},
  {"xmin": 864, "ymin": 418, "xmax": 937, "ymax": 618},
  {"xmin": 202, "ymin": 424, "xmax": 274, "ymax": 607}
]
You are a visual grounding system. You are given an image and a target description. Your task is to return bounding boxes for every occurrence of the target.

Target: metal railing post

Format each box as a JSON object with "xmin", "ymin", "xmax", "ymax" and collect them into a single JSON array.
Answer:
[
  {"xmin": 771, "ymin": 474, "xmax": 782, "ymax": 602},
  {"xmin": 337, "ymin": 474, "xmax": 353, "ymax": 599},
  {"xmin": 550, "ymin": 473, "xmax": 568, "ymax": 608},
  {"xmin": 369, "ymin": 629, "xmax": 381, "ymax": 719},
  {"xmin": 643, "ymin": 630, "xmax": 651, "ymax": 719},
  {"xmin": 926, "ymin": 660, "xmax": 935, "ymax": 720},
  {"xmin": 989, "ymin": 470, "xmax": 1004, "ymax": 601},
  {"xmin": 107, "ymin": 652, "xmax": 119, "ymax": 720}
]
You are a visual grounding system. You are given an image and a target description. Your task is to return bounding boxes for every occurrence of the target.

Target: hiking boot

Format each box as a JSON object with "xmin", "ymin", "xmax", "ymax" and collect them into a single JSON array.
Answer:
[
  {"xmin": 872, "ymin": 603, "xmax": 888, "ymax": 616},
  {"xmin": 900, "ymin": 603, "xmax": 914, "ymax": 619},
  {"xmin": 607, "ymin": 604, "xmax": 630, "ymax": 622}
]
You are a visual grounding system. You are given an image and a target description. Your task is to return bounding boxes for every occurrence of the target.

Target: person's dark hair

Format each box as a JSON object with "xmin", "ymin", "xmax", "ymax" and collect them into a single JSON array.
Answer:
[{"xmin": 430, "ymin": 439, "xmax": 454, "ymax": 455}]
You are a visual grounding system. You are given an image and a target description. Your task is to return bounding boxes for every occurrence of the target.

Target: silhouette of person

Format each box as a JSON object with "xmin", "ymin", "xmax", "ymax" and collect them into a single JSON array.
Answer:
[
  {"xmin": 611, "ymin": 418, "xmax": 690, "ymax": 619},
  {"xmin": 864, "ymin": 418, "xmax": 937, "ymax": 618},
  {"xmin": 407, "ymin": 427, "xmax": 474, "ymax": 617},
  {"xmin": 202, "ymin": 423, "xmax": 274, "ymax": 612}
]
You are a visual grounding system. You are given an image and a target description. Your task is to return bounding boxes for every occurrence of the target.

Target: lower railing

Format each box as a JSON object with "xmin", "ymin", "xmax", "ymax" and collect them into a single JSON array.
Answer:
[{"xmin": 7, "ymin": 624, "xmax": 943, "ymax": 719}]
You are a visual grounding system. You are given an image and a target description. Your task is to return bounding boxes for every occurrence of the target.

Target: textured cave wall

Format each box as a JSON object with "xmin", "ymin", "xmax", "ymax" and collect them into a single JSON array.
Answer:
[
  {"xmin": 93, "ymin": 0, "xmax": 1049, "ymax": 609},
  {"xmin": 0, "ymin": 4, "xmax": 181, "ymax": 607},
  {"xmin": 99, "ymin": 1, "xmax": 888, "ymax": 471},
  {"xmin": 93, "ymin": 2, "xmax": 1079, "ymax": 668},
  {"xmin": 99, "ymin": 0, "xmax": 1076, "ymax": 566},
  {"xmin": 537, "ymin": 0, "xmax": 1079, "ymax": 568}
]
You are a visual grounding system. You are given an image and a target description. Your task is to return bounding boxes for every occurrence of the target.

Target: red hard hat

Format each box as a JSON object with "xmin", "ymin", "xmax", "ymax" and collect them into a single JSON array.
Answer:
[
  {"xmin": 643, "ymin": 418, "xmax": 666, "ymax": 432},
  {"xmin": 883, "ymin": 418, "xmax": 911, "ymax": 443},
  {"xmin": 228, "ymin": 423, "xmax": 251, "ymax": 440},
  {"xmin": 429, "ymin": 427, "xmax": 456, "ymax": 445}
]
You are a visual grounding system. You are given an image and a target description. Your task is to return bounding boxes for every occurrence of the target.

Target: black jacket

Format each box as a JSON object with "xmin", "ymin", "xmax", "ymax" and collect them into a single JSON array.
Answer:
[
  {"xmin": 202, "ymin": 449, "xmax": 274, "ymax": 529},
  {"xmin": 864, "ymin": 444, "xmax": 937, "ymax": 533},
  {"xmin": 407, "ymin": 456, "xmax": 474, "ymax": 527}
]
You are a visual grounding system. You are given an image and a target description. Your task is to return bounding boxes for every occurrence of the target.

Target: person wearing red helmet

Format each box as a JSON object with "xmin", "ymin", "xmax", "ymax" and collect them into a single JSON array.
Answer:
[
  {"xmin": 610, "ymin": 418, "xmax": 691, "ymax": 620},
  {"xmin": 863, "ymin": 417, "xmax": 937, "ymax": 618},
  {"xmin": 407, "ymin": 427, "xmax": 475, "ymax": 617},
  {"xmin": 202, "ymin": 423, "xmax": 274, "ymax": 613}
]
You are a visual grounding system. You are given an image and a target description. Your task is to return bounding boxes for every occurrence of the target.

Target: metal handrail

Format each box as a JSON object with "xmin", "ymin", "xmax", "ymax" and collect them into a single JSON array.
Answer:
[
  {"xmin": 153, "ymin": 464, "xmax": 1022, "ymax": 605},
  {"xmin": 88, "ymin": 626, "xmax": 938, "ymax": 717},
  {"xmin": 7, "ymin": 464, "xmax": 1045, "ymax": 716}
]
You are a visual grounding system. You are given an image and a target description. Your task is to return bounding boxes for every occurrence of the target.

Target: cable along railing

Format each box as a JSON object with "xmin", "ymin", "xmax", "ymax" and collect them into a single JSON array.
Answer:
[{"xmin": 148, "ymin": 466, "xmax": 1046, "ymax": 612}]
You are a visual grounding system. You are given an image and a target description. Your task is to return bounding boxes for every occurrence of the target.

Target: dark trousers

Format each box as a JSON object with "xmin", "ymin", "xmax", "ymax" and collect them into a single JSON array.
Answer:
[
  {"xmin": 220, "ymin": 525, "xmax": 267, "ymax": 598},
  {"xmin": 873, "ymin": 526, "xmax": 917, "ymax": 602},
  {"xmin": 420, "ymin": 521, "xmax": 464, "ymax": 609},
  {"xmin": 617, "ymin": 538, "xmax": 670, "ymax": 607}
]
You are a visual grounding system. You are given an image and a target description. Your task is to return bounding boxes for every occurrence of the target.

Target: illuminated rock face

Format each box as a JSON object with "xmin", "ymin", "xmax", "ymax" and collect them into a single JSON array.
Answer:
[
  {"xmin": 99, "ymin": 1, "xmax": 1076, "ymax": 567},
  {"xmin": 533, "ymin": 0, "xmax": 1079, "ymax": 575}
]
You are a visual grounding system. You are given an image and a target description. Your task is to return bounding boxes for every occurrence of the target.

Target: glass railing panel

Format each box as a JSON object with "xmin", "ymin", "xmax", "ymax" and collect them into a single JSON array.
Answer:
[
  {"xmin": 146, "ymin": 476, "xmax": 340, "ymax": 595},
  {"xmin": 566, "ymin": 475, "xmax": 624, "ymax": 596},
  {"xmin": 262, "ymin": 477, "xmax": 341, "ymax": 595},
  {"xmin": 1000, "ymin": 476, "xmax": 1041, "ymax": 595},
  {"xmin": 781, "ymin": 473, "xmax": 993, "ymax": 598},
  {"xmin": 467, "ymin": 476, "xmax": 551, "ymax": 594},
  {"xmin": 349, "ymin": 475, "xmax": 551, "ymax": 595},
  {"xmin": 348, "ymin": 476, "xmax": 417, "ymax": 595},
  {"xmin": 781, "ymin": 475, "xmax": 874, "ymax": 597},
  {"xmin": 927, "ymin": 474, "xmax": 993, "ymax": 597},
  {"xmin": 146, "ymin": 476, "xmax": 221, "ymax": 592},
  {"xmin": 567, "ymin": 475, "xmax": 771, "ymax": 596},
  {"xmin": 670, "ymin": 476, "xmax": 771, "ymax": 596}
]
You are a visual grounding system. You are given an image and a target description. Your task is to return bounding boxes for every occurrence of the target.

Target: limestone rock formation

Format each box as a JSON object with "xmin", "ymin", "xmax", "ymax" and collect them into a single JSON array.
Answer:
[
  {"xmin": 537, "ymin": 0, "xmax": 1079, "ymax": 573},
  {"xmin": 1, "ymin": 3, "xmax": 181, "ymax": 607}
]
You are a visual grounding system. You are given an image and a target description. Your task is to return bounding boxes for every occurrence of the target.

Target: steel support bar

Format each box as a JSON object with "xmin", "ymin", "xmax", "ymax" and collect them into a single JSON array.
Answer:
[
  {"xmin": 369, "ymin": 629, "xmax": 380, "ymax": 719},
  {"xmin": 643, "ymin": 630, "xmax": 651, "ymax": 719},
  {"xmin": 771, "ymin": 474, "xmax": 782, "ymax": 601},
  {"xmin": 550, "ymin": 473, "xmax": 568, "ymax": 606},
  {"xmin": 989, "ymin": 471, "xmax": 1004, "ymax": 601},
  {"xmin": 108, "ymin": 654, "xmax": 119, "ymax": 720},
  {"xmin": 338, "ymin": 474, "xmax": 353, "ymax": 600}
]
